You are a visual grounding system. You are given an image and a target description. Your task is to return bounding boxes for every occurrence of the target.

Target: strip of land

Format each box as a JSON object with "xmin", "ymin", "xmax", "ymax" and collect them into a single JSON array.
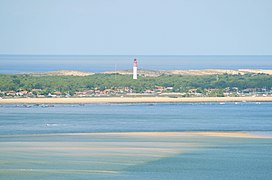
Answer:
[{"xmin": 0, "ymin": 96, "xmax": 272, "ymax": 104}]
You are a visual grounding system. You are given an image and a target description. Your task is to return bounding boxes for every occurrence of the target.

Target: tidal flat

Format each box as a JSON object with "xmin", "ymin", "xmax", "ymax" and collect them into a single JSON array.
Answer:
[{"xmin": 0, "ymin": 132, "xmax": 272, "ymax": 180}]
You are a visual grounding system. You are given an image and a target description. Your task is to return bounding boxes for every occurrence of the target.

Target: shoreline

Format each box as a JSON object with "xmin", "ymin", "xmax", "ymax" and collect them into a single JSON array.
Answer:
[{"xmin": 1, "ymin": 96, "xmax": 272, "ymax": 104}]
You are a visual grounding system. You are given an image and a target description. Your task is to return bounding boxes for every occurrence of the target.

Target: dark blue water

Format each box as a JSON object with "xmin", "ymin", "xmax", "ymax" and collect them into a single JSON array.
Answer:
[
  {"xmin": 1, "ymin": 55, "xmax": 272, "ymax": 73},
  {"xmin": 0, "ymin": 102, "xmax": 272, "ymax": 135}
]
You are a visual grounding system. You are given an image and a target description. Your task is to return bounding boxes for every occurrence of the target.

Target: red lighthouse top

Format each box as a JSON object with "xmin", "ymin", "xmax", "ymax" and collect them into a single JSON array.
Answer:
[{"xmin": 133, "ymin": 59, "xmax": 138, "ymax": 67}]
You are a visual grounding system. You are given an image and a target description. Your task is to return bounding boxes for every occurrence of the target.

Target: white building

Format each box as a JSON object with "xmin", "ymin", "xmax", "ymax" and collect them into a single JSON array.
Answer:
[{"xmin": 133, "ymin": 59, "xmax": 138, "ymax": 80}]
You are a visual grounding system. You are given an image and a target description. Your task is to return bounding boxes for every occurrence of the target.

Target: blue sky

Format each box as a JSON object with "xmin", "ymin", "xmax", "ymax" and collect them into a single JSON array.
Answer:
[{"xmin": 0, "ymin": 0, "xmax": 272, "ymax": 55}]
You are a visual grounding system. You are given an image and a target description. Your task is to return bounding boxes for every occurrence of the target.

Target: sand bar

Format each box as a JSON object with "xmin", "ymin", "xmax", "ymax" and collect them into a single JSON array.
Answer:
[
  {"xmin": 0, "ymin": 132, "xmax": 271, "ymax": 180},
  {"xmin": 1, "ymin": 96, "xmax": 272, "ymax": 104},
  {"xmin": 1, "ymin": 131, "xmax": 271, "ymax": 139}
]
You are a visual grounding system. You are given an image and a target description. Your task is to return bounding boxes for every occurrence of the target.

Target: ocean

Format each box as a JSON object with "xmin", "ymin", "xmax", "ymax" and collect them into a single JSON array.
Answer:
[
  {"xmin": 0, "ymin": 55, "xmax": 272, "ymax": 74},
  {"xmin": 0, "ymin": 103, "xmax": 272, "ymax": 179}
]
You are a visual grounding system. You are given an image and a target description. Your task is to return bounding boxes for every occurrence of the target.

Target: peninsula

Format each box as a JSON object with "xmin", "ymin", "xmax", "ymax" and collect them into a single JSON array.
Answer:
[{"xmin": 0, "ymin": 69, "xmax": 272, "ymax": 103}]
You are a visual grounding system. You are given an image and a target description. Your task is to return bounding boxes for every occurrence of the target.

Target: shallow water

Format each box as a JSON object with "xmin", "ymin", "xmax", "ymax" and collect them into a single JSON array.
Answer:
[
  {"xmin": 0, "ymin": 133, "xmax": 271, "ymax": 180},
  {"xmin": 0, "ymin": 103, "xmax": 272, "ymax": 179}
]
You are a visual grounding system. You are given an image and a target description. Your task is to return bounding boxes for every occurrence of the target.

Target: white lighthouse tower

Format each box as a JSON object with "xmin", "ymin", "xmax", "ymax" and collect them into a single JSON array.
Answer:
[{"xmin": 133, "ymin": 58, "xmax": 138, "ymax": 80}]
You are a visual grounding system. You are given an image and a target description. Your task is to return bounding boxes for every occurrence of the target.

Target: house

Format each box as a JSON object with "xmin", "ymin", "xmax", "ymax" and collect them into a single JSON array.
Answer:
[
  {"xmin": 17, "ymin": 91, "xmax": 29, "ymax": 96},
  {"xmin": 53, "ymin": 91, "xmax": 62, "ymax": 95},
  {"xmin": 6, "ymin": 91, "xmax": 16, "ymax": 96}
]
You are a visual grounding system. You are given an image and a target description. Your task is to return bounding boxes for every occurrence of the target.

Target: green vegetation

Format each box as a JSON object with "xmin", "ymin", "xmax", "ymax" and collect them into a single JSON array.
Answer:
[{"xmin": 0, "ymin": 73, "xmax": 271, "ymax": 95}]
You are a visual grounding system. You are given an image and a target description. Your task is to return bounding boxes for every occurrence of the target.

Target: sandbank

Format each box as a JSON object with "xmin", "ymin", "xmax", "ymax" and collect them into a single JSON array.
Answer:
[{"xmin": 2, "ymin": 131, "xmax": 271, "ymax": 139}]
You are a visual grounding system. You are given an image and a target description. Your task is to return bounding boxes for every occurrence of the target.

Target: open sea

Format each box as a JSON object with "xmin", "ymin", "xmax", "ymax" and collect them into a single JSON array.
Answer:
[
  {"xmin": 0, "ymin": 102, "xmax": 272, "ymax": 179},
  {"xmin": 0, "ymin": 55, "xmax": 272, "ymax": 73}
]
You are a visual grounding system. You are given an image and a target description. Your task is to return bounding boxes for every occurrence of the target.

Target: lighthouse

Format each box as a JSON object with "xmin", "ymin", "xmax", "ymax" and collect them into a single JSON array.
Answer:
[{"xmin": 133, "ymin": 59, "xmax": 138, "ymax": 80}]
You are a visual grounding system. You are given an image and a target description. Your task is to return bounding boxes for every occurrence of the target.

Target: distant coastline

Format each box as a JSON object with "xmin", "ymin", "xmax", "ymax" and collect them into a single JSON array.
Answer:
[
  {"xmin": 1, "ymin": 96, "xmax": 272, "ymax": 104},
  {"xmin": 14, "ymin": 69, "xmax": 272, "ymax": 77},
  {"xmin": 1, "ymin": 55, "xmax": 272, "ymax": 74}
]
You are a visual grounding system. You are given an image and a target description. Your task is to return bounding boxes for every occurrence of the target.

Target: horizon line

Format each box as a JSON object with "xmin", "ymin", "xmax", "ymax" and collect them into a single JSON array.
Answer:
[{"xmin": 1, "ymin": 54, "xmax": 272, "ymax": 57}]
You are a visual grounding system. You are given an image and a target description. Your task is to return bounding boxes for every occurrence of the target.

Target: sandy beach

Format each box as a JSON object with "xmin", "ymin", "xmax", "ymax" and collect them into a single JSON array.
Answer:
[{"xmin": 0, "ymin": 96, "xmax": 272, "ymax": 104}]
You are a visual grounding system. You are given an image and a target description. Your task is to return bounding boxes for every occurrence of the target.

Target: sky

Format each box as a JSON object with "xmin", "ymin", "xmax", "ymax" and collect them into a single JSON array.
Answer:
[{"xmin": 0, "ymin": 0, "xmax": 272, "ymax": 55}]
